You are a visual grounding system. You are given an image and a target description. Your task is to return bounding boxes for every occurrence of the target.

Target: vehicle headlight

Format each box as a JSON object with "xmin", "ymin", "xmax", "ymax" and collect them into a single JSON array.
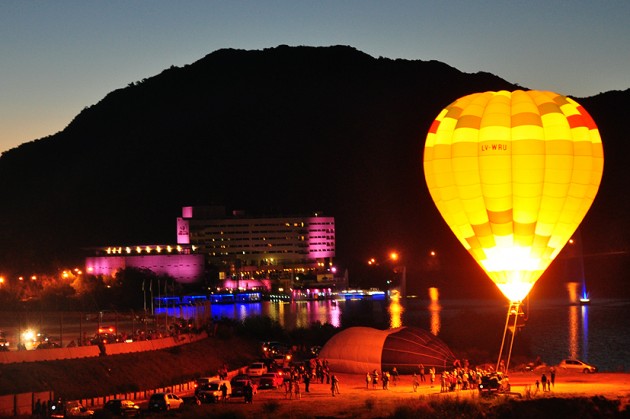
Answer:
[{"xmin": 22, "ymin": 329, "xmax": 36, "ymax": 342}]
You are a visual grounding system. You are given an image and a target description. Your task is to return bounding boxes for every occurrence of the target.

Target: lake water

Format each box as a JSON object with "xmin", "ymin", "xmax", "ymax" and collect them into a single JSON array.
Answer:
[{"xmin": 171, "ymin": 295, "xmax": 630, "ymax": 373}]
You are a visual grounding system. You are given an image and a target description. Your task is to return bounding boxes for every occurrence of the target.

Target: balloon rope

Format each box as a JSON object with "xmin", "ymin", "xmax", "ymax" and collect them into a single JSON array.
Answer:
[
  {"xmin": 505, "ymin": 301, "xmax": 521, "ymax": 374},
  {"xmin": 496, "ymin": 301, "xmax": 521, "ymax": 375},
  {"xmin": 496, "ymin": 302, "xmax": 512, "ymax": 372}
]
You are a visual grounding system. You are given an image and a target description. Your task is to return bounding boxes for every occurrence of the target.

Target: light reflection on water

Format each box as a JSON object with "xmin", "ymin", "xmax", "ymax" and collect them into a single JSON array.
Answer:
[
  {"xmin": 172, "ymin": 299, "xmax": 343, "ymax": 329},
  {"xmin": 568, "ymin": 304, "xmax": 579, "ymax": 359},
  {"xmin": 156, "ymin": 294, "xmax": 629, "ymax": 372},
  {"xmin": 517, "ymin": 299, "xmax": 629, "ymax": 372},
  {"xmin": 581, "ymin": 305, "xmax": 589, "ymax": 361},
  {"xmin": 388, "ymin": 294, "xmax": 403, "ymax": 329},
  {"xmin": 428, "ymin": 287, "xmax": 441, "ymax": 335}
]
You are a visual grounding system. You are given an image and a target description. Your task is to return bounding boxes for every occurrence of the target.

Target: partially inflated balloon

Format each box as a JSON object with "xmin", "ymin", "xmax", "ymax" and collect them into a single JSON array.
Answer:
[{"xmin": 423, "ymin": 90, "xmax": 603, "ymax": 302}]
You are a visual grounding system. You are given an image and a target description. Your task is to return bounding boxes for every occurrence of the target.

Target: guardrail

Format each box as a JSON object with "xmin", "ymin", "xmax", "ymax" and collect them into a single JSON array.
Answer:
[{"xmin": 0, "ymin": 332, "xmax": 207, "ymax": 364}]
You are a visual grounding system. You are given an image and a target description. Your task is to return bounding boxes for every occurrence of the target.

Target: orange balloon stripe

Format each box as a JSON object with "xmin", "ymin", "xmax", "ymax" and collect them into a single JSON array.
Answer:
[{"xmin": 428, "ymin": 119, "xmax": 441, "ymax": 134}]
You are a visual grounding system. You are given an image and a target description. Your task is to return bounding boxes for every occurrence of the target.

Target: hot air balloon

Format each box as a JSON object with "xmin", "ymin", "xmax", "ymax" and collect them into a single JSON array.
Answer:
[
  {"xmin": 423, "ymin": 90, "xmax": 604, "ymax": 369},
  {"xmin": 319, "ymin": 326, "xmax": 455, "ymax": 375}
]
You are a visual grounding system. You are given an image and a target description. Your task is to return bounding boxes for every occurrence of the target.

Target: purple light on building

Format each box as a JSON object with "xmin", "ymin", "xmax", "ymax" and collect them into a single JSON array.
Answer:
[
  {"xmin": 86, "ymin": 253, "xmax": 204, "ymax": 284},
  {"xmin": 306, "ymin": 216, "xmax": 335, "ymax": 259},
  {"xmin": 177, "ymin": 217, "xmax": 190, "ymax": 244},
  {"xmin": 222, "ymin": 278, "xmax": 272, "ymax": 291}
]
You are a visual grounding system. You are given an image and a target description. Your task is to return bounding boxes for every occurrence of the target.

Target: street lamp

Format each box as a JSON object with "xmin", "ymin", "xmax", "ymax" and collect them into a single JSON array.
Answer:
[
  {"xmin": 368, "ymin": 251, "xmax": 406, "ymax": 298},
  {"xmin": 389, "ymin": 252, "xmax": 406, "ymax": 299}
]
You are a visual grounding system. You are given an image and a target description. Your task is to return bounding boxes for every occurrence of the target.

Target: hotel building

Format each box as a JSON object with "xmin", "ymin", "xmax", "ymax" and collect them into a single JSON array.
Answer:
[
  {"xmin": 86, "ymin": 206, "xmax": 342, "ymax": 293},
  {"xmin": 177, "ymin": 206, "xmax": 341, "ymax": 292},
  {"xmin": 178, "ymin": 206, "xmax": 334, "ymax": 266}
]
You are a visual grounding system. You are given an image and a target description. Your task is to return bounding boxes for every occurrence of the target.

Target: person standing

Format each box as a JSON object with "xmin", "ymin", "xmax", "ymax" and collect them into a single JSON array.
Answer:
[
  {"xmin": 303, "ymin": 372, "xmax": 311, "ymax": 393},
  {"xmin": 244, "ymin": 381, "xmax": 254, "ymax": 404},
  {"xmin": 33, "ymin": 399, "xmax": 42, "ymax": 417},
  {"xmin": 412, "ymin": 373, "xmax": 419, "ymax": 392},
  {"xmin": 285, "ymin": 379, "xmax": 293, "ymax": 399},
  {"xmin": 550, "ymin": 367, "xmax": 556, "ymax": 389},
  {"xmin": 541, "ymin": 373, "xmax": 548, "ymax": 392},
  {"xmin": 419, "ymin": 364, "xmax": 426, "ymax": 382},
  {"xmin": 371, "ymin": 369, "xmax": 379, "ymax": 389},
  {"xmin": 429, "ymin": 367, "xmax": 436, "ymax": 388},
  {"xmin": 331, "ymin": 374, "xmax": 340, "ymax": 396},
  {"xmin": 294, "ymin": 379, "xmax": 301, "ymax": 400},
  {"xmin": 391, "ymin": 367, "xmax": 399, "ymax": 386},
  {"xmin": 220, "ymin": 382, "xmax": 228, "ymax": 402}
]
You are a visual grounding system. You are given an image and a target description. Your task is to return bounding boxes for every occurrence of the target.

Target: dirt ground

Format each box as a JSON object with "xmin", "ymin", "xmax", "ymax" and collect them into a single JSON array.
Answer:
[{"xmin": 182, "ymin": 371, "xmax": 630, "ymax": 418}]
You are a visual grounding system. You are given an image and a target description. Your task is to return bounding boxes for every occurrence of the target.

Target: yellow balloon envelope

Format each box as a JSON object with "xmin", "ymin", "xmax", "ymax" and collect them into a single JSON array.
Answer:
[{"xmin": 423, "ymin": 90, "xmax": 604, "ymax": 302}]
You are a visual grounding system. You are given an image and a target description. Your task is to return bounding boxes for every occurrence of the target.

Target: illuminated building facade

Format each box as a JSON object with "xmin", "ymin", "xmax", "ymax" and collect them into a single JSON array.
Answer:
[
  {"xmin": 177, "ymin": 206, "xmax": 335, "ymax": 266},
  {"xmin": 177, "ymin": 206, "xmax": 339, "ymax": 291},
  {"xmin": 85, "ymin": 244, "xmax": 204, "ymax": 284},
  {"xmin": 84, "ymin": 206, "xmax": 339, "ymax": 292}
]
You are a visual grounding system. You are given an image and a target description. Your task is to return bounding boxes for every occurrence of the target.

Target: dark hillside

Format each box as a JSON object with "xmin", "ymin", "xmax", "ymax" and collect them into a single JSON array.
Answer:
[{"xmin": 0, "ymin": 45, "xmax": 627, "ymax": 299}]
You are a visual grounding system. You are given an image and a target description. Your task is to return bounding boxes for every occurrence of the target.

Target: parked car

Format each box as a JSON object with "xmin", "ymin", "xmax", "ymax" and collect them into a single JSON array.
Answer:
[
  {"xmin": 37, "ymin": 341, "xmax": 62, "ymax": 349},
  {"xmin": 258, "ymin": 372, "xmax": 284, "ymax": 390},
  {"xmin": 148, "ymin": 392, "xmax": 183, "ymax": 411},
  {"xmin": 272, "ymin": 353, "xmax": 292, "ymax": 367},
  {"xmin": 50, "ymin": 400, "xmax": 94, "ymax": 418},
  {"xmin": 247, "ymin": 362, "xmax": 268, "ymax": 377},
  {"xmin": 182, "ymin": 395, "xmax": 202, "ymax": 406},
  {"xmin": 230, "ymin": 373, "xmax": 250, "ymax": 385},
  {"xmin": 193, "ymin": 376, "xmax": 215, "ymax": 395},
  {"xmin": 196, "ymin": 379, "xmax": 231, "ymax": 402},
  {"xmin": 231, "ymin": 378, "xmax": 257, "ymax": 398},
  {"xmin": 102, "ymin": 399, "xmax": 141, "ymax": 417},
  {"xmin": 270, "ymin": 343, "xmax": 292, "ymax": 356},
  {"xmin": 91, "ymin": 326, "xmax": 122, "ymax": 345},
  {"xmin": 261, "ymin": 341, "xmax": 282, "ymax": 355},
  {"xmin": 478, "ymin": 373, "xmax": 509, "ymax": 396},
  {"xmin": 557, "ymin": 359, "xmax": 597, "ymax": 373},
  {"xmin": 0, "ymin": 330, "xmax": 9, "ymax": 350},
  {"xmin": 258, "ymin": 357, "xmax": 276, "ymax": 371}
]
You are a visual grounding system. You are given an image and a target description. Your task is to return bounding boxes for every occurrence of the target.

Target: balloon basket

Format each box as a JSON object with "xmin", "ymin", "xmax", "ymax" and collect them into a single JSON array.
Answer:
[{"xmin": 496, "ymin": 301, "xmax": 526, "ymax": 373}]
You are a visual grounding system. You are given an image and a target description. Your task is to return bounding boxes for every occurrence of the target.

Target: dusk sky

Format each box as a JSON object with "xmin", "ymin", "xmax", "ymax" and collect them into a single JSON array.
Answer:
[{"xmin": 1, "ymin": 1, "xmax": 629, "ymax": 154}]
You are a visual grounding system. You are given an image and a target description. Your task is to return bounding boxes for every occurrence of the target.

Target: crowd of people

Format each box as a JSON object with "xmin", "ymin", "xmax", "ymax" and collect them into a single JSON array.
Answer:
[
  {"xmin": 264, "ymin": 358, "xmax": 519, "ymax": 400},
  {"xmin": 243, "ymin": 348, "xmax": 560, "ymax": 405},
  {"xmin": 240, "ymin": 357, "xmax": 343, "ymax": 401},
  {"xmin": 537, "ymin": 367, "xmax": 556, "ymax": 393},
  {"xmin": 359, "ymin": 361, "xmax": 528, "ymax": 395}
]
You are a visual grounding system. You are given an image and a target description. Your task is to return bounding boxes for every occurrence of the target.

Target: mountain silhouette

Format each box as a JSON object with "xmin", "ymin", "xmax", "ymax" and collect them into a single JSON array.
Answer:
[{"xmin": 0, "ymin": 45, "xmax": 628, "ymax": 298}]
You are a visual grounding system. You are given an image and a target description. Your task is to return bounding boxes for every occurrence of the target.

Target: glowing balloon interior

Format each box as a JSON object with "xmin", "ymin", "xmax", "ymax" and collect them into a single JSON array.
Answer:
[{"xmin": 423, "ymin": 90, "xmax": 604, "ymax": 302}]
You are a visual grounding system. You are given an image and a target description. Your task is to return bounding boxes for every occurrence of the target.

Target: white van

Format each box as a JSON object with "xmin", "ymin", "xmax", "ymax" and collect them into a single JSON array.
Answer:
[{"xmin": 247, "ymin": 362, "xmax": 268, "ymax": 377}]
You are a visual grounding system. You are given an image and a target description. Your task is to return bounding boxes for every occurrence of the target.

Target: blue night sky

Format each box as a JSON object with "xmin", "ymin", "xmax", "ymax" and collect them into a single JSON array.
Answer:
[{"xmin": 1, "ymin": 1, "xmax": 629, "ymax": 153}]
